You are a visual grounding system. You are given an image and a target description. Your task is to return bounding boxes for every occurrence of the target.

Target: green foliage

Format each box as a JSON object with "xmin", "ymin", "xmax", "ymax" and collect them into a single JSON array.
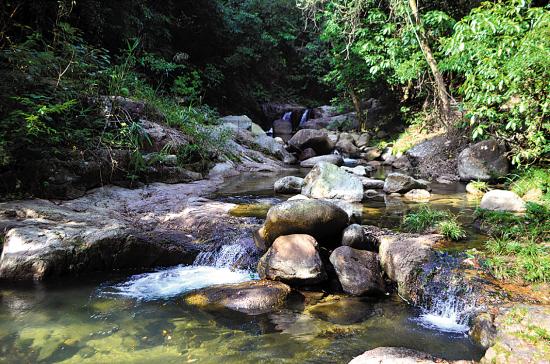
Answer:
[
  {"xmin": 469, "ymin": 180, "xmax": 490, "ymax": 193},
  {"xmin": 508, "ymin": 167, "xmax": 550, "ymax": 203},
  {"xmin": 475, "ymin": 203, "xmax": 550, "ymax": 283},
  {"xmin": 443, "ymin": 1, "xmax": 550, "ymax": 165},
  {"xmin": 402, "ymin": 205, "xmax": 466, "ymax": 240}
]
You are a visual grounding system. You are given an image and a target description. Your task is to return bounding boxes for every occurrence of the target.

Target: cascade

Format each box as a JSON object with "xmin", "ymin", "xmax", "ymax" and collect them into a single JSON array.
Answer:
[{"xmin": 299, "ymin": 109, "xmax": 311, "ymax": 126}]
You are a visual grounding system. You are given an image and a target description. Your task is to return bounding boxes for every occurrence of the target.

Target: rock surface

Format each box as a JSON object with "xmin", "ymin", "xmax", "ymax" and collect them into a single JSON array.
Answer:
[
  {"xmin": 349, "ymin": 347, "xmax": 457, "ymax": 364},
  {"xmin": 184, "ymin": 280, "xmax": 291, "ymax": 315},
  {"xmin": 288, "ymin": 129, "xmax": 334, "ymax": 155},
  {"xmin": 258, "ymin": 199, "xmax": 349, "ymax": 248},
  {"xmin": 300, "ymin": 155, "xmax": 344, "ymax": 168},
  {"xmin": 404, "ymin": 189, "xmax": 431, "ymax": 202},
  {"xmin": 341, "ymin": 224, "xmax": 371, "ymax": 250},
  {"xmin": 480, "ymin": 190, "xmax": 526, "ymax": 212},
  {"xmin": 329, "ymin": 246, "xmax": 385, "ymax": 296},
  {"xmin": 274, "ymin": 176, "xmax": 304, "ymax": 194},
  {"xmin": 383, "ymin": 173, "xmax": 428, "ymax": 194},
  {"xmin": 257, "ymin": 234, "xmax": 326, "ymax": 285},
  {"xmin": 302, "ymin": 162, "xmax": 364, "ymax": 202},
  {"xmin": 458, "ymin": 139, "xmax": 509, "ymax": 181}
]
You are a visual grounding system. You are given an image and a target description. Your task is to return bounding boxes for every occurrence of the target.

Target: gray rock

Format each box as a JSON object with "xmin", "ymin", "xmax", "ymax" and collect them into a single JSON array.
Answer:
[
  {"xmin": 258, "ymin": 234, "xmax": 326, "ymax": 285},
  {"xmin": 219, "ymin": 115, "xmax": 253, "ymax": 130},
  {"xmin": 302, "ymin": 162, "xmax": 364, "ymax": 202},
  {"xmin": 329, "ymin": 246, "xmax": 385, "ymax": 296},
  {"xmin": 184, "ymin": 280, "xmax": 291, "ymax": 315},
  {"xmin": 274, "ymin": 176, "xmax": 304, "ymax": 194},
  {"xmin": 273, "ymin": 119, "xmax": 293, "ymax": 135},
  {"xmin": 356, "ymin": 133, "xmax": 371, "ymax": 148},
  {"xmin": 458, "ymin": 139, "xmax": 509, "ymax": 181},
  {"xmin": 363, "ymin": 189, "xmax": 385, "ymax": 202},
  {"xmin": 359, "ymin": 177, "xmax": 385, "ymax": 189},
  {"xmin": 349, "ymin": 347, "xmax": 452, "ymax": 364},
  {"xmin": 335, "ymin": 133, "xmax": 360, "ymax": 156},
  {"xmin": 361, "ymin": 147, "xmax": 382, "ymax": 161},
  {"xmin": 288, "ymin": 129, "xmax": 334, "ymax": 155},
  {"xmin": 341, "ymin": 166, "xmax": 367, "ymax": 176},
  {"xmin": 299, "ymin": 148, "xmax": 317, "ymax": 161},
  {"xmin": 300, "ymin": 155, "xmax": 344, "ymax": 168},
  {"xmin": 392, "ymin": 155, "xmax": 412, "ymax": 170},
  {"xmin": 383, "ymin": 173, "xmax": 428, "ymax": 194},
  {"xmin": 480, "ymin": 190, "xmax": 526, "ymax": 212},
  {"xmin": 258, "ymin": 199, "xmax": 349, "ymax": 247},
  {"xmin": 341, "ymin": 224, "xmax": 374, "ymax": 250}
]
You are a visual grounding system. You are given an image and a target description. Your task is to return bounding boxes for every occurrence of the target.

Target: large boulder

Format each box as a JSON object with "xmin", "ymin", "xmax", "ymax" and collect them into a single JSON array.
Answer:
[
  {"xmin": 274, "ymin": 176, "xmax": 304, "ymax": 194},
  {"xmin": 341, "ymin": 224, "xmax": 373, "ymax": 250},
  {"xmin": 258, "ymin": 199, "xmax": 349, "ymax": 248},
  {"xmin": 359, "ymin": 177, "xmax": 385, "ymax": 190},
  {"xmin": 219, "ymin": 115, "xmax": 253, "ymax": 130},
  {"xmin": 272, "ymin": 119, "xmax": 293, "ymax": 136},
  {"xmin": 480, "ymin": 190, "xmax": 526, "ymax": 212},
  {"xmin": 383, "ymin": 173, "xmax": 428, "ymax": 194},
  {"xmin": 299, "ymin": 148, "xmax": 317, "ymax": 161},
  {"xmin": 302, "ymin": 162, "xmax": 364, "ymax": 202},
  {"xmin": 378, "ymin": 234, "xmax": 444, "ymax": 301},
  {"xmin": 329, "ymin": 246, "xmax": 385, "ymax": 296},
  {"xmin": 349, "ymin": 347, "xmax": 454, "ymax": 364},
  {"xmin": 406, "ymin": 135, "xmax": 469, "ymax": 179},
  {"xmin": 300, "ymin": 155, "xmax": 344, "ymax": 168},
  {"xmin": 458, "ymin": 139, "xmax": 509, "ymax": 181},
  {"xmin": 403, "ymin": 189, "xmax": 431, "ymax": 202},
  {"xmin": 288, "ymin": 129, "xmax": 334, "ymax": 155},
  {"xmin": 257, "ymin": 234, "xmax": 326, "ymax": 285},
  {"xmin": 184, "ymin": 280, "xmax": 291, "ymax": 315},
  {"xmin": 335, "ymin": 133, "xmax": 360, "ymax": 157}
]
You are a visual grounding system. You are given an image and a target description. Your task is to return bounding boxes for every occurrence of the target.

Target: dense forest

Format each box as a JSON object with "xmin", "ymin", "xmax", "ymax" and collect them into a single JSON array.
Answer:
[{"xmin": 0, "ymin": 1, "xmax": 549, "ymax": 363}]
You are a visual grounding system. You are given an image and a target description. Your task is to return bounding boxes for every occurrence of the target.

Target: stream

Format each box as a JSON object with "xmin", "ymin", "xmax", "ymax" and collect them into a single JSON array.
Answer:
[{"xmin": 0, "ymin": 169, "xmax": 487, "ymax": 363}]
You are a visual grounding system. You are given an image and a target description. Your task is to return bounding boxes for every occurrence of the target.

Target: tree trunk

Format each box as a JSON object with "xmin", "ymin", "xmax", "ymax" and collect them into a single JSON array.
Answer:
[
  {"xmin": 408, "ymin": 0, "xmax": 452, "ymax": 125},
  {"xmin": 350, "ymin": 89, "xmax": 366, "ymax": 131}
]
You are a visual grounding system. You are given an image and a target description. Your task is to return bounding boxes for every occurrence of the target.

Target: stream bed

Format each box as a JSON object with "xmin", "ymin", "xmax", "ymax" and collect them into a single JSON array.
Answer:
[{"xmin": 0, "ymin": 169, "xmax": 488, "ymax": 363}]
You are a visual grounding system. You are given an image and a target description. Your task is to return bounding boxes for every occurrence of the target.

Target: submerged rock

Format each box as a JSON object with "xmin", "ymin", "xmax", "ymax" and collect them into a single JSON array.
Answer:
[
  {"xmin": 383, "ymin": 173, "xmax": 428, "ymax": 194},
  {"xmin": 458, "ymin": 139, "xmax": 509, "ymax": 181},
  {"xmin": 349, "ymin": 347, "xmax": 455, "ymax": 364},
  {"xmin": 257, "ymin": 234, "xmax": 326, "ymax": 285},
  {"xmin": 288, "ymin": 129, "xmax": 334, "ymax": 155},
  {"xmin": 258, "ymin": 199, "xmax": 349, "ymax": 248},
  {"xmin": 274, "ymin": 176, "xmax": 304, "ymax": 194},
  {"xmin": 480, "ymin": 190, "xmax": 526, "ymax": 212},
  {"xmin": 403, "ymin": 189, "xmax": 431, "ymax": 202},
  {"xmin": 329, "ymin": 247, "xmax": 385, "ymax": 296},
  {"xmin": 184, "ymin": 280, "xmax": 291, "ymax": 315},
  {"xmin": 302, "ymin": 162, "xmax": 364, "ymax": 202},
  {"xmin": 300, "ymin": 155, "xmax": 344, "ymax": 168}
]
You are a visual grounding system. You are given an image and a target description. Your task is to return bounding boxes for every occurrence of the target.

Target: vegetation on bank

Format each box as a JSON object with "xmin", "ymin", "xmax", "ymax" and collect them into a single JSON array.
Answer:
[{"xmin": 402, "ymin": 205, "xmax": 467, "ymax": 241}]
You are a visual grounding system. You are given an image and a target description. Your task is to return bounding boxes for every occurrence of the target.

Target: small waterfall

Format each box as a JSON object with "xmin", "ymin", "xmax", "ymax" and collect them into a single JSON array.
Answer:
[
  {"xmin": 412, "ymin": 253, "xmax": 481, "ymax": 333},
  {"xmin": 282, "ymin": 111, "xmax": 293, "ymax": 121},
  {"xmin": 299, "ymin": 109, "xmax": 311, "ymax": 126},
  {"xmin": 98, "ymin": 240, "xmax": 259, "ymax": 301}
]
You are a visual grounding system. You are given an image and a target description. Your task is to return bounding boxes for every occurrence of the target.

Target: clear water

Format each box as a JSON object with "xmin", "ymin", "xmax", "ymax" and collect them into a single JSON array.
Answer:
[{"xmin": 0, "ymin": 169, "xmax": 488, "ymax": 363}]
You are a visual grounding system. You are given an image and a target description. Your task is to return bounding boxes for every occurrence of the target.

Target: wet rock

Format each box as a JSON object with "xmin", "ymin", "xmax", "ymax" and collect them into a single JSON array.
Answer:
[
  {"xmin": 274, "ymin": 176, "xmax": 304, "ymax": 194},
  {"xmin": 480, "ymin": 190, "xmax": 526, "ymax": 212},
  {"xmin": 324, "ymin": 199, "xmax": 363, "ymax": 224},
  {"xmin": 258, "ymin": 199, "xmax": 349, "ymax": 247},
  {"xmin": 458, "ymin": 139, "xmax": 509, "ymax": 181},
  {"xmin": 288, "ymin": 129, "xmax": 334, "ymax": 155},
  {"xmin": 403, "ymin": 189, "xmax": 431, "ymax": 202},
  {"xmin": 287, "ymin": 194, "xmax": 310, "ymax": 201},
  {"xmin": 470, "ymin": 312, "xmax": 497, "ymax": 349},
  {"xmin": 184, "ymin": 280, "xmax": 291, "ymax": 315},
  {"xmin": 336, "ymin": 133, "xmax": 360, "ymax": 156},
  {"xmin": 307, "ymin": 296, "xmax": 376, "ymax": 325},
  {"xmin": 341, "ymin": 166, "xmax": 367, "ymax": 177},
  {"xmin": 330, "ymin": 246, "xmax": 385, "ymax": 296},
  {"xmin": 341, "ymin": 224, "xmax": 370, "ymax": 250},
  {"xmin": 299, "ymin": 148, "xmax": 317, "ymax": 161},
  {"xmin": 361, "ymin": 147, "xmax": 382, "ymax": 161},
  {"xmin": 257, "ymin": 234, "xmax": 326, "ymax": 285},
  {"xmin": 359, "ymin": 177, "xmax": 385, "ymax": 190},
  {"xmin": 383, "ymin": 173, "xmax": 428, "ymax": 194},
  {"xmin": 349, "ymin": 347, "xmax": 455, "ymax": 364},
  {"xmin": 300, "ymin": 155, "xmax": 344, "ymax": 168},
  {"xmin": 363, "ymin": 189, "xmax": 385, "ymax": 202},
  {"xmin": 219, "ymin": 115, "xmax": 253, "ymax": 130},
  {"xmin": 356, "ymin": 133, "xmax": 371, "ymax": 148},
  {"xmin": 302, "ymin": 162, "xmax": 364, "ymax": 202},
  {"xmin": 392, "ymin": 155, "xmax": 412, "ymax": 170},
  {"xmin": 378, "ymin": 234, "xmax": 444, "ymax": 301}
]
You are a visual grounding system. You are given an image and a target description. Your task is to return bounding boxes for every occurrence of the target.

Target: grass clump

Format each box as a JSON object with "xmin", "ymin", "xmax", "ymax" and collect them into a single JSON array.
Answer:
[
  {"xmin": 469, "ymin": 180, "xmax": 490, "ymax": 193},
  {"xmin": 402, "ymin": 205, "xmax": 466, "ymax": 241},
  {"xmin": 475, "ymin": 203, "xmax": 550, "ymax": 283},
  {"xmin": 508, "ymin": 168, "xmax": 550, "ymax": 205}
]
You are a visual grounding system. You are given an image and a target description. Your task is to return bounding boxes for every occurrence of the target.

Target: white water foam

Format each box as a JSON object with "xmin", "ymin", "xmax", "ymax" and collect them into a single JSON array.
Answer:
[{"xmin": 415, "ymin": 312, "xmax": 469, "ymax": 334}]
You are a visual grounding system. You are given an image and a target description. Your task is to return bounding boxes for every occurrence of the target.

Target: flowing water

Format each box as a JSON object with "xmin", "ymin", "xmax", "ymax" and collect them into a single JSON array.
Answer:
[{"xmin": 0, "ymin": 168, "xmax": 488, "ymax": 363}]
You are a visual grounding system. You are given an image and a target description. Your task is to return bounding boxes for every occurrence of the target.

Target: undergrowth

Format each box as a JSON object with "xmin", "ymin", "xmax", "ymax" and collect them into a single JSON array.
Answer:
[{"xmin": 402, "ymin": 205, "xmax": 466, "ymax": 241}]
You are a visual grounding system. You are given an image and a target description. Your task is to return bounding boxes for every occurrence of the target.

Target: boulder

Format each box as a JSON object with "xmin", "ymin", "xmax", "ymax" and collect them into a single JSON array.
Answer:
[
  {"xmin": 257, "ymin": 234, "xmax": 326, "ymax": 285},
  {"xmin": 359, "ymin": 177, "xmax": 385, "ymax": 190},
  {"xmin": 392, "ymin": 155, "xmax": 412, "ymax": 170},
  {"xmin": 302, "ymin": 162, "xmax": 364, "ymax": 202},
  {"xmin": 329, "ymin": 246, "xmax": 385, "ymax": 296},
  {"xmin": 341, "ymin": 224, "xmax": 374, "ymax": 250},
  {"xmin": 219, "ymin": 115, "xmax": 253, "ymax": 130},
  {"xmin": 324, "ymin": 199, "xmax": 363, "ymax": 224},
  {"xmin": 300, "ymin": 155, "xmax": 344, "ymax": 168},
  {"xmin": 458, "ymin": 139, "xmax": 509, "ymax": 181},
  {"xmin": 312, "ymin": 105, "xmax": 340, "ymax": 119},
  {"xmin": 361, "ymin": 147, "xmax": 382, "ymax": 161},
  {"xmin": 335, "ymin": 133, "xmax": 360, "ymax": 156},
  {"xmin": 356, "ymin": 133, "xmax": 371, "ymax": 148},
  {"xmin": 363, "ymin": 189, "xmax": 385, "ymax": 202},
  {"xmin": 140, "ymin": 120, "xmax": 189, "ymax": 153},
  {"xmin": 480, "ymin": 190, "xmax": 526, "ymax": 212},
  {"xmin": 299, "ymin": 148, "xmax": 317, "ymax": 161},
  {"xmin": 274, "ymin": 176, "xmax": 304, "ymax": 194},
  {"xmin": 406, "ymin": 135, "xmax": 469, "ymax": 179},
  {"xmin": 465, "ymin": 182, "xmax": 486, "ymax": 197},
  {"xmin": 287, "ymin": 194, "xmax": 310, "ymax": 201},
  {"xmin": 184, "ymin": 280, "xmax": 291, "ymax": 315},
  {"xmin": 403, "ymin": 189, "xmax": 431, "ymax": 202},
  {"xmin": 349, "ymin": 347, "xmax": 453, "ymax": 364},
  {"xmin": 288, "ymin": 129, "xmax": 334, "ymax": 155},
  {"xmin": 272, "ymin": 119, "xmax": 293, "ymax": 135},
  {"xmin": 378, "ymin": 234, "xmax": 444, "ymax": 301},
  {"xmin": 258, "ymin": 199, "xmax": 349, "ymax": 247},
  {"xmin": 383, "ymin": 173, "xmax": 428, "ymax": 194},
  {"xmin": 341, "ymin": 166, "xmax": 367, "ymax": 177}
]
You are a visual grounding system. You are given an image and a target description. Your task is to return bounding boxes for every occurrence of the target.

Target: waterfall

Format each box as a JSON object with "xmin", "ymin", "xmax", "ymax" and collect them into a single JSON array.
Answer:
[
  {"xmin": 282, "ymin": 111, "xmax": 292, "ymax": 121},
  {"xmin": 412, "ymin": 253, "xmax": 481, "ymax": 333},
  {"xmin": 98, "ymin": 240, "xmax": 259, "ymax": 301},
  {"xmin": 299, "ymin": 109, "xmax": 311, "ymax": 126}
]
